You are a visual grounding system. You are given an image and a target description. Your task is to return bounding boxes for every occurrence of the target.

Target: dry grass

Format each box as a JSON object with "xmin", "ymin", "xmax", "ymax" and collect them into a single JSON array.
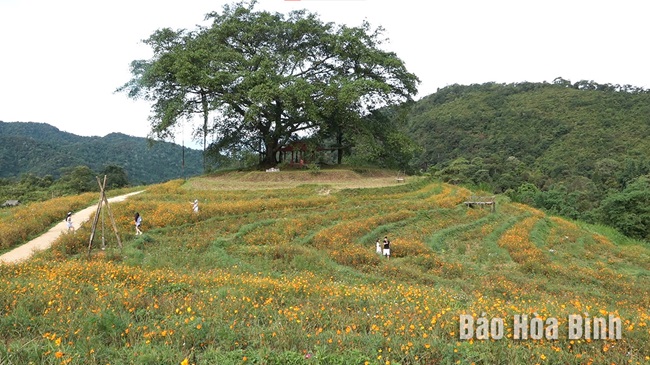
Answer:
[{"xmin": 183, "ymin": 169, "xmax": 418, "ymax": 191}]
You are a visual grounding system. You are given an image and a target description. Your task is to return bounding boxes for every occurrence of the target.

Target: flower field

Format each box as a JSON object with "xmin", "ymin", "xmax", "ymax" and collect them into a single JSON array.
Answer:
[
  {"xmin": 1, "ymin": 172, "xmax": 649, "ymax": 364},
  {"xmin": 0, "ymin": 193, "xmax": 98, "ymax": 251}
]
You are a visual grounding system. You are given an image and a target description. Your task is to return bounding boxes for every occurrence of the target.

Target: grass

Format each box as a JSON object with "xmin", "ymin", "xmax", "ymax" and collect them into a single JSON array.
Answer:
[
  {"xmin": 184, "ymin": 168, "xmax": 418, "ymax": 192},
  {"xmin": 0, "ymin": 170, "xmax": 649, "ymax": 365}
]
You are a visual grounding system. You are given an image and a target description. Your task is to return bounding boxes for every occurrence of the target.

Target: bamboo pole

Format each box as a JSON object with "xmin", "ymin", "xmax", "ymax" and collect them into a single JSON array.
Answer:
[{"xmin": 87, "ymin": 175, "xmax": 123, "ymax": 257}]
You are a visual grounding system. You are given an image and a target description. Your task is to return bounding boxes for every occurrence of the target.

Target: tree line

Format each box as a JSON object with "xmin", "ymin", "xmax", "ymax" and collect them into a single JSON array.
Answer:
[
  {"xmin": 0, "ymin": 122, "xmax": 204, "ymax": 184},
  {"xmin": 0, "ymin": 165, "xmax": 128, "ymax": 204}
]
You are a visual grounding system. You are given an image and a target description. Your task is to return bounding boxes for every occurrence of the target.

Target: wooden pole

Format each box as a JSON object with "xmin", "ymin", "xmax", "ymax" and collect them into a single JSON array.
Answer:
[
  {"xmin": 102, "ymin": 185, "xmax": 123, "ymax": 250},
  {"xmin": 101, "ymin": 198, "xmax": 106, "ymax": 250},
  {"xmin": 87, "ymin": 177, "xmax": 106, "ymax": 257},
  {"xmin": 88, "ymin": 175, "xmax": 123, "ymax": 257}
]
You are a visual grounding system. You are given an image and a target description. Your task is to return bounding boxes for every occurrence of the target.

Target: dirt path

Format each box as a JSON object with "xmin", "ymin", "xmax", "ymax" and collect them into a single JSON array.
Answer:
[{"xmin": 0, "ymin": 191, "xmax": 143, "ymax": 265}]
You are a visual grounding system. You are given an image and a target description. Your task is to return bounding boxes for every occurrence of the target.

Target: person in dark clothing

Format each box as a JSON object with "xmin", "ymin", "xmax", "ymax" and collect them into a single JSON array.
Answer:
[{"xmin": 382, "ymin": 236, "xmax": 391, "ymax": 259}]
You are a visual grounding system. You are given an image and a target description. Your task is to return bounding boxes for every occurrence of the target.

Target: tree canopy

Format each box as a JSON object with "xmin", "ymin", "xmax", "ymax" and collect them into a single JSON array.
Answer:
[{"xmin": 118, "ymin": 1, "xmax": 419, "ymax": 166}]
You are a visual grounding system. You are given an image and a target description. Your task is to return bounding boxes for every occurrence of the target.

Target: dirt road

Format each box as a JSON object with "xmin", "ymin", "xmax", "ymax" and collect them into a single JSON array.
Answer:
[{"xmin": 0, "ymin": 191, "xmax": 143, "ymax": 265}]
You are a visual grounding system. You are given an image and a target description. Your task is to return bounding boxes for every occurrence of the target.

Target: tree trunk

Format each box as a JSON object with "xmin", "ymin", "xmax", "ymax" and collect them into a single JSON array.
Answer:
[
  {"xmin": 201, "ymin": 93, "xmax": 209, "ymax": 172},
  {"xmin": 336, "ymin": 130, "xmax": 344, "ymax": 165},
  {"xmin": 262, "ymin": 138, "xmax": 279, "ymax": 166}
]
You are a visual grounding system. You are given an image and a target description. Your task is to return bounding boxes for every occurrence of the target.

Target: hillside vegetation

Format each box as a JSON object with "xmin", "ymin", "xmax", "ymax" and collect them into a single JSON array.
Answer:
[
  {"xmin": 405, "ymin": 80, "xmax": 650, "ymax": 240},
  {"xmin": 1, "ymin": 171, "xmax": 648, "ymax": 364},
  {"xmin": 0, "ymin": 121, "xmax": 203, "ymax": 184}
]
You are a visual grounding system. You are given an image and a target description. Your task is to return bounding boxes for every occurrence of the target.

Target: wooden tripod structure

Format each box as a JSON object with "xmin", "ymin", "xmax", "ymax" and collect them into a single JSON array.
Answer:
[{"xmin": 87, "ymin": 176, "xmax": 122, "ymax": 257}]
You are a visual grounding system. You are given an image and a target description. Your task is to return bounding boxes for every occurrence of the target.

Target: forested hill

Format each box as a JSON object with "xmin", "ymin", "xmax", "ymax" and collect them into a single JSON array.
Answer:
[
  {"xmin": 408, "ymin": 80, "xmax": 650, "ymax": 175},
  {"xmin": 0, "ymin": 121, "xmax": 203, "ymax": 184},
  {"xmin": 404, "ymin": 80, "xmax": 650, "ymax": 240}
]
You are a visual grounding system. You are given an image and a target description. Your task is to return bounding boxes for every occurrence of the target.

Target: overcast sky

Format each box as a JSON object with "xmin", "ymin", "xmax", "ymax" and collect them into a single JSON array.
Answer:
[{"xmin": 1, "ymin": 0, "xmax": 648, "ymax": 148}]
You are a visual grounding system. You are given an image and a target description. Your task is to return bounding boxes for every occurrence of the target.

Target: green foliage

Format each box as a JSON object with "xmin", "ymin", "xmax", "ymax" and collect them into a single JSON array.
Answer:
[
  {"xmin": 54, "ymin": 166, "xmax": 97, "ymax": 194},
  {"xmin": 308, "ymin": 163, "xmax": 321, "ymax": 175},
  {"xmin": 406, "ymin": 80, "xmax": 650, "ymax": 239},
  {"xmin": 0, "ymin": 174, "xmax": 55, "ymax": 203},
  {"xmin": 119, "ymin": 2, "xmax": 419, "ymax": 166},
  {"xmin": 102, "ymin": 165, "xmax": 129, "ymax": 190},
  {"xmin": 598, "ymin": 175, "xmax": 650, "ymax": 240},
  {"xmin": 0, "ymin": 121, "xmax": 204, "ymax": 184},
  {"xmin": 346, "ymin": 105, "xmax": 422, "ymax": 171}
]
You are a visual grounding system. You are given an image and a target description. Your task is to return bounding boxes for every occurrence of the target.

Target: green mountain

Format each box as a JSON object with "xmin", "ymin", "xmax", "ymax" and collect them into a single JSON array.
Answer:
[
  {"xmin": 407, "ymin": 80, "xmax": 650, "ymax": 176},
  {"xmin": 404, "ymin": 80, "xmax": 650, "ymax": 239},
  {"xmin": 0, "ymin": 121, "xmax": 204, "ymax": 184}
]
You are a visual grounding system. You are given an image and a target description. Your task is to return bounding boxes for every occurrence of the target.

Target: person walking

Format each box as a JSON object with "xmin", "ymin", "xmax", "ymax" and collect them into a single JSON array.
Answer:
[
  {"xmin": 382, "ymin": 236, "xmax": 391, "ymax": 259},
  {"xmin": 376, "ymin": 239, "xmax": 382, "ymax": 255},
  {"xmin": 134, "ymin": 212, "xmax": 143, "ymax": 235},
  {"xmin": 66, "ymin": 212, "xmax": 74, "ymax": 232}
]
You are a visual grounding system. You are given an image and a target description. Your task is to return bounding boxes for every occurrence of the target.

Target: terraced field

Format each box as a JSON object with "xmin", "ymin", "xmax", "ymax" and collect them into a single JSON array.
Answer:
[{"xmin": 1, "ymin": 170, "xmax": 648, "ymax": 364}]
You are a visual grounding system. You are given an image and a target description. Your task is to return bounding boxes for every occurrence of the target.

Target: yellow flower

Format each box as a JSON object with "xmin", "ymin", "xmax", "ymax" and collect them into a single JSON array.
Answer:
[
  {"xmin": 54, "ymin": 351, "xmax": 64, "ymax": 358},
  {"xmin": 180, "ymin": 358, "xmax": 189, "ymax": 365}
]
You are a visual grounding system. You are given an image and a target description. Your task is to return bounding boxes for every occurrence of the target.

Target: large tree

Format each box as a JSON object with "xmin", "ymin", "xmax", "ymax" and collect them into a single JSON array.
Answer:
[{"xmin": 119, "ymin": 1, "xmax": 419, "ymax": 166}]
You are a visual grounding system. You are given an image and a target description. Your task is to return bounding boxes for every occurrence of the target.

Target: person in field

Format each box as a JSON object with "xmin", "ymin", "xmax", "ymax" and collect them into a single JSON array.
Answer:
[
  {"xmin": 192, "ymin": 199, "xmax": 199, "ymax": 214},
  {"xmin": 383, "ymin": 236, "xmax": 391, "ymax": 259},
  {"xmin": 134, "ymin": 212, "xmax": 143, "ymax": 235},
  {"xmin": 376, "ymin": 239, "xmax": 382, "ymax": 255}
]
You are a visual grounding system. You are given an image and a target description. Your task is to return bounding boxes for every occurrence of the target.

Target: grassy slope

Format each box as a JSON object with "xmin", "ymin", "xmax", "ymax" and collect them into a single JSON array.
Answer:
[{"xmin": 1, "ymin": 170, "xmax": 648, "ymax": 365}]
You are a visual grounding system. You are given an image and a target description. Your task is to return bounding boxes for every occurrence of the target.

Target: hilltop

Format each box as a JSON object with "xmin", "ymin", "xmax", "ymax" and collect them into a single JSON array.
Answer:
[{"xmin": 1, "ymin": 170, "xmax": 648, "ymax": 364}]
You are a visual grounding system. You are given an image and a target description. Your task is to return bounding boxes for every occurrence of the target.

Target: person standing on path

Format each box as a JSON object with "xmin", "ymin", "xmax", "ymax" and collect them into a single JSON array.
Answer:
[
  {"xmin": 134, "ymin": 212, "xmax": 143, "ymax": 235},
  {"xmin": 66, "ymin": 212, "xmax": 74, "ymax": 232}
]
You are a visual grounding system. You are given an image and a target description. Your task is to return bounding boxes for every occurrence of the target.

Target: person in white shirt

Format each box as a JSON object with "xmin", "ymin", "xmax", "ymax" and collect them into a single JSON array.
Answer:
[
  {"xmin": 66, "ymin": 212, "xmax": 74, "ymax": 232},
  {"xmin": 134, "ymin": 212, "xmax": 143, "ymax": 235}
]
